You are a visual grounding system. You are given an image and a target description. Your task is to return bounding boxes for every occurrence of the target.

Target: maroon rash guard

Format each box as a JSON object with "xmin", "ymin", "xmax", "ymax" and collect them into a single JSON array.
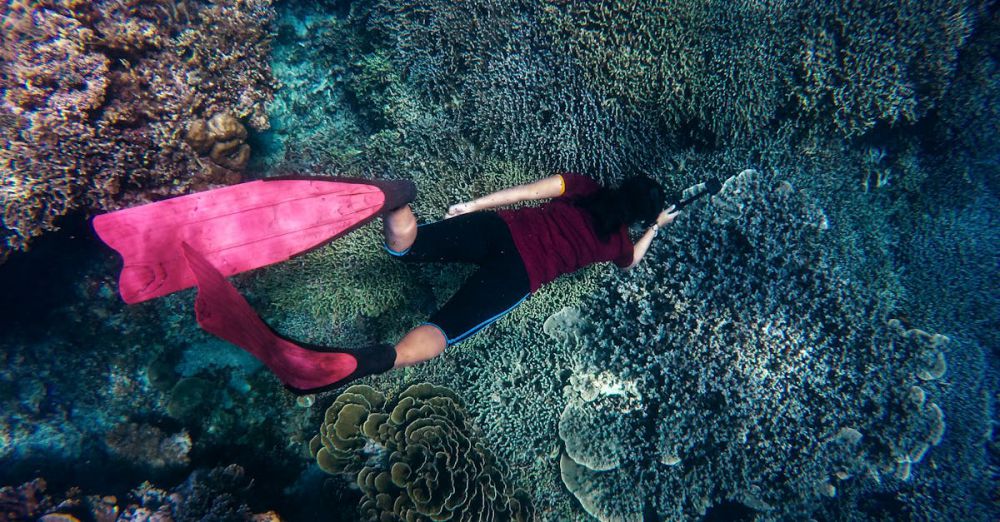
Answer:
[{"xmin": 497, "ymin": 172, "xmax": 634, "ymax": 292}]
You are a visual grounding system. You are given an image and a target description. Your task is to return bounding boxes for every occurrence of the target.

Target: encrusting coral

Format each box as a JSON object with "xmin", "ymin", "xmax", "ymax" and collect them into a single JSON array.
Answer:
[
  {"xmin": 309, "ymin": 383, "xmax": 533, "ymax": 522},
  {"xmin": 0, "ymin": 0, "xmax": 276, "ymax": 261}
]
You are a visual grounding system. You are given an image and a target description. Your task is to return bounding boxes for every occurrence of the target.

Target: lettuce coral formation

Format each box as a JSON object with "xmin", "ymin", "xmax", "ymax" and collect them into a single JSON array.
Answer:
[
  {"xmin": 0, "ymin": 0, "xmax": 276, "ymax": 261},
  {"xmin": 310, "ymin": 383, "xmax": 533, "ymax": 522}
]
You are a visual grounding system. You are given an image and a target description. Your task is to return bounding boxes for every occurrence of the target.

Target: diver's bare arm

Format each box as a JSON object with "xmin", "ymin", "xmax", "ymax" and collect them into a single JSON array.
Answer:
[
  {"xmin": 624, "ymin": 205, "xmax": 679, "ymax": 270},
  {"xmin": 446, "ymin": 175, "xmax": 564, "ymax": 218},
  {"xmin": 624, "ymin": 227, "xmax": 657, "ymax": 270}
]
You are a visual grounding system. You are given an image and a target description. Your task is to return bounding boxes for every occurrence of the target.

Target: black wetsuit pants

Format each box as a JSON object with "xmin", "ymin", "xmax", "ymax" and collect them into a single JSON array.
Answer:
[{"xmin": 383, "ymin": 211, "xmax": 531, "ymax": 345}]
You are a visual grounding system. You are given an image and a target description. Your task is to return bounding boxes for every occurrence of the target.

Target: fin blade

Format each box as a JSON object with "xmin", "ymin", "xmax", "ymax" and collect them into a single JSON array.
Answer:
[
  {"xmin": 93, "ymin": 178, "xmax": 393, "ymax": 303},
  {"xmin": 180, "ymin": 242, "xmax": 358, "ymax": 390}
]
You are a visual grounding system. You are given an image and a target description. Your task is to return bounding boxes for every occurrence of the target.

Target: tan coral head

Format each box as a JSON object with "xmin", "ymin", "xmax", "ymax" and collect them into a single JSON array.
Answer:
[{"xmin": 184, "ymin": 112, "xmax": 251, "ymax": 170}]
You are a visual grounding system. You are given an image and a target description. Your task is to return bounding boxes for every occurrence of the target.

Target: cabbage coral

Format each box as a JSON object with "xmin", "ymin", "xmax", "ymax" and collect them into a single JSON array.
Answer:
[{"xmin": 310, "ymin": 383, "xmax": 533, "ymax": 522}]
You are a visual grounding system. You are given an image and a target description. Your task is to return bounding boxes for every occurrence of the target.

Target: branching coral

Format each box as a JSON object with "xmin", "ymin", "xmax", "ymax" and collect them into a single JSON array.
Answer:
[
  {"xmin": 541, "ymin": 0, "xmax": 798, "ymax": 145},
  {"xmin": 0, "ymin": 0, "xmax": 276, "ymax": 261},
  {"xmin": 931, "ymin": 5, "xmax": 1000, "ymax": 192},
  {"xmin": 795, "ymin": 0, "xmax": 976, "ymax": 137},
  {"xmin": 545, "ymin": 169, "xmax": 955, "ymax": 520},
  {"xmin": 366, "ymin": 0, "xmax": 983, "ymax": 168},
  {"xmin": 369, "ymin": 0, "xmax": 671, "ymax": 177},
  {"xmin": 309, "ymin": 383, "xmax": 533, "ymax": 522}
]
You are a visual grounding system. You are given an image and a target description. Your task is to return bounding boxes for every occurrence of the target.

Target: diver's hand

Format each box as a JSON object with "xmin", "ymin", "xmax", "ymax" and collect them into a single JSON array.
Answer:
[
  {"xmin": 656, "ymin": 205, "xmax": 680, "ymax": 227},
  {"xmin": 445, "ymin": 202, "xmax": 475, "ymax": 219}
]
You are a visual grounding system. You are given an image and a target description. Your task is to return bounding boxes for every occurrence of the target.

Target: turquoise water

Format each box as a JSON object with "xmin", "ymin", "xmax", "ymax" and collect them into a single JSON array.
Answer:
[{"xmin": 1, "ymin": 1, "xmax": 997, "ymax": 520}]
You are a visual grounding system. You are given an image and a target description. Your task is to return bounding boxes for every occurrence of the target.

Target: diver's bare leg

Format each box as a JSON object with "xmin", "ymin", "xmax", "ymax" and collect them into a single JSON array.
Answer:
[
  {"xmin": 392, "ymin": 324, "xmax": 447, "ymax": 368},
  {"xmin": 384, "ymin": 205, "xmax": 417, "ymax": 253}
]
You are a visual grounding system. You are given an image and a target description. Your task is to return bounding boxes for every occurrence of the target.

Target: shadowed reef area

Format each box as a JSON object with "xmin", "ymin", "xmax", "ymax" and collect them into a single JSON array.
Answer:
[{"xmin": 1, "ymin": 0, "xmax": 997, "ymax": 521}]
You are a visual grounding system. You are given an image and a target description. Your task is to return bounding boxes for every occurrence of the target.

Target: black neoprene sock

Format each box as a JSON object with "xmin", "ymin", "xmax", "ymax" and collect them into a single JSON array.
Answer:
[
  {"xmin": 352, "ymin": 343, "xmax": 397, "ymax": 378},
  {"xmin": 270, "ymin": 332, "xmax": 398, "ymax": 395}
]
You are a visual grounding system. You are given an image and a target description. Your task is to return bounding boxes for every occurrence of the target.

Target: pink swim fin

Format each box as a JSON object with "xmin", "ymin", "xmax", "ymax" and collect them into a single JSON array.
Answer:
[
  {"xmin": 94, "ymin": 176, "xmax": 415, "ymax": 304},
  {"xmin": 180, "ymin": 242, "xmax": 396, "ymax": 395}
]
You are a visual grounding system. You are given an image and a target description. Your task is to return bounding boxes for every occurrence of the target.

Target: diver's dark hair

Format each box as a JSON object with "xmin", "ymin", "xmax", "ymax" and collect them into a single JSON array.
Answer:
[{"xmin": 573, "ymin": 175, "xmax": 665, "ymax": 242}]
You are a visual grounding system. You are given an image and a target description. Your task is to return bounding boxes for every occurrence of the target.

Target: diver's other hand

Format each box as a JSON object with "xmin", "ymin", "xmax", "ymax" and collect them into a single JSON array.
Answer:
[
  {"xmin": 445, "ymin": 202, "xmax": 475, "ymax": 219},
  {"xmin": 656, "ymin": 205, "xmax": 679, "ymax": 227}
]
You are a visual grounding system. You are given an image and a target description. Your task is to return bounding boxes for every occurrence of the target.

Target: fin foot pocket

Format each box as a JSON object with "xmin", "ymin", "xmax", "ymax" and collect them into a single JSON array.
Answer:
[{"xmin": 383, "ymin": 179, "xmax": 417, "ymax": 212}]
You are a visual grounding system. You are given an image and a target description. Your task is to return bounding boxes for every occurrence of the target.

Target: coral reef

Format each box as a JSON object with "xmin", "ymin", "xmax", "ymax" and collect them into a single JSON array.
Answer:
[
  {"xmin": 364, "ymin": 0, "xmax": 984, "ymax": 175},
  {"xmin": 1, "ymin": 1, "xmax": 997, "ymax": 520},
  {"xmin": 794, "ymin": 0, "xmax": 976, "ymax": 136},
  {"xmin": 309, "ymin": 383, "xmax": 533, "ymax": 521},
  {"xmin": 0, "ymin": 0, "xmax": 276, "ymax": 261},
  {"xmin": 0, "ymin": 478, "xmax": 53, "ymax": 520},
  {"xmin": 105, "ymin": 422, "xmax": 192, "ymax": 469},
  {"xmin": 0, "ymin": 465, "xmax": 280, "ymax": 522},
  {"xmin": 370, "ymin": 0, "xmax": 671, "ymax": 177},
  {"xmin": 541, "ymin": 0, "xmax": 799, "ymax": 144},
  {"xmin": 931, "ymin": 5, "xmax": 1000, "ymax": 194},
  {"xmin": 256, "ymin": 1, "xmax": 367, "ymax": 172},
  {"xmin": 0, "ymin": 239, "xmax": 314, "ymax": 513},
  {"xmin": 545, "ymin": 170, "xmax": 957, "ymax": 519}
]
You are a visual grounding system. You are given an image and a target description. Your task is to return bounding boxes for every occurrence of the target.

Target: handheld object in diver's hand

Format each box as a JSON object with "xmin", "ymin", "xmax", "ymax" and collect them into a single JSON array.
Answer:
[{"xmin": 671, "ymin": 178, "xmax": 723, "ymax": 211}]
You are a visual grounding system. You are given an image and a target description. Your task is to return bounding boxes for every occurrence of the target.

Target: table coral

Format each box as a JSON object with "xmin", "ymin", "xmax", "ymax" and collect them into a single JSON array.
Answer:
[
  {"xmin": 0, "ymin": 0, "xmax": 276, "ymax": 261},
  {"xmin": 309, "ymin": 383, "xmax": 533, "ymax": 522}
]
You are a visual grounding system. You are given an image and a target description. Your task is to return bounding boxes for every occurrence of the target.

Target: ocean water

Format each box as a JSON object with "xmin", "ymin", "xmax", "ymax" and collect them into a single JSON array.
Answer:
[{"xmin": 1, "ymin": 1, "xmax": 997, "ymax": 521}]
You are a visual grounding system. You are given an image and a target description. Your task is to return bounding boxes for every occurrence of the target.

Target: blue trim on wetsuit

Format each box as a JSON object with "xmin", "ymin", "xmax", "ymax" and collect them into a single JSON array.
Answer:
[
  {"xmin": 383, "ymin": 242, "xmax": 411, "ymax": 256},
  {"xmin": 382, "ymin": 221, "xmax": 433, "ymax": 256},
  {"xmin": 421, "ymin": 322, "xmax": 449, "ymax": 343},
  {"xmin": 425, "ymin": 292, "xmax": 529, "ymax": 346},
  {"xmin": 386, "ymin": 214, "xmax": 531, "ymax": 347}
]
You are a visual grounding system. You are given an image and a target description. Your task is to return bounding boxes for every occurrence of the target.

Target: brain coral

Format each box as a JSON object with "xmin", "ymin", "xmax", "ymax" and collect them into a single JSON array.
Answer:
[
  {"xmin": 0, "ymin": 0, "xmax": 275, "ymax": 261},
  {"xmin": 309, "ymin": 383, "xmax": 533, "ymax": 522},
  {"xmin": 545, "ymin": 169, "xmax": 952, "ymax": 520}
]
